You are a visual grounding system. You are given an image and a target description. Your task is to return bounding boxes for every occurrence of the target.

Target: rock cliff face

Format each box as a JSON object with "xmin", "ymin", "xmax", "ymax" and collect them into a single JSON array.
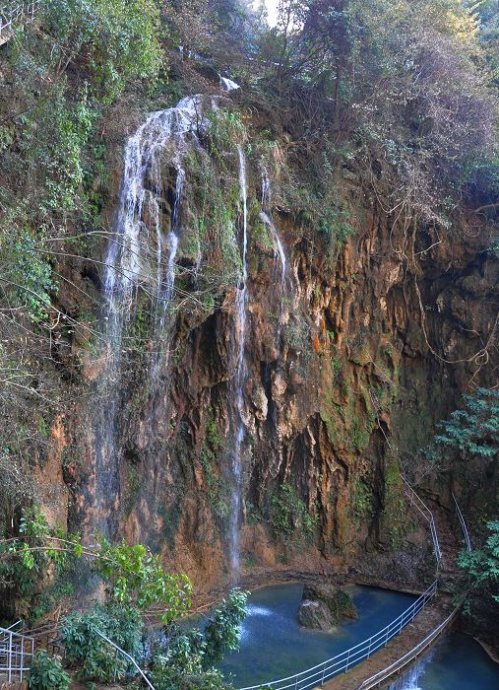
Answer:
[{"xmin": 42, "ymin": 93, "xmax": 498, "ymax": 595}]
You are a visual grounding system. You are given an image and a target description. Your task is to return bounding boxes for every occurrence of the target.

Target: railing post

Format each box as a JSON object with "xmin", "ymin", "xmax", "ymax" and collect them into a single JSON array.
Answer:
[
  {"xmin": 321, "ymin": 662, "xmax": 326, "ymax": 686},
  {"xmin": 345, "ymin": 649, "xmax": 351, "ymax": 672},
  {"xmin": 8, "ymin": 631, "xmax": 13, "ymax": 682},
  {"xmin": 20, "ymin": 637, "xmax": 24, "ymax": 681}
]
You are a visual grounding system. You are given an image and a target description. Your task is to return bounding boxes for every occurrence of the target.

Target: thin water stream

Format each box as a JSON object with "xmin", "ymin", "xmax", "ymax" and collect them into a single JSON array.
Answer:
[{"xmin": 229, "ymin": 145, "xmax": 250, "ymax": 576}]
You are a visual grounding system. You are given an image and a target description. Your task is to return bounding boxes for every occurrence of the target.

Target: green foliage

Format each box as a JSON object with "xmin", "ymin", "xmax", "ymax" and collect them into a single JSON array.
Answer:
[
  {"xmin": 61, "ymin": 604, "xmax": 143, "ymax": 682},
  {"xmin": 203, "ymin": 589, "xmax": 248, "ymax": 668},
  {"xmin": 28, "ymin": 651, "xmax": 71, "ymax": 690},
  {"xmin": 270, "ymin": 482, "xmax": 318, "ymax": 543},
  {"xmin": 151, "ymin": 589, "xmax": 247, "ymax": 690},
  {"xmin": 434, "ymin": 388, "xmax": 499, "ymax": 459},
  {"xmin": 458, "ymin": 521, "xmax": 499, "ymax": 603},
  {"xmin": 206, "ymin": 111, "xmax": 246, "ymax": 156},
  {"xmin": 352, "ymin": 479, "xmax": 371, "ymax": 519},
  {"xmin": 43, "ymin": 0, "xmax": 163, "ymax": 102},
  {"xmin": 49, "ymin": 94, "xmax": 93, "ymax": 212},
  {"xmin": 152, "ymin": 665, "xmax": 233, "ymax": 690},
  {"xmin": 93, "ymin": 539, "xmax": 192, "ymax": 622},
  {"xmin": 7, "ymin": 234, "xmax": 57, "ymax": 322},
  {"xmin": 200, "ymin": 418, "xmax": 232, "ymax": 519},
  {"xmin": 0, "ymin": 509, "xmax": 78, "ymax": 616}
]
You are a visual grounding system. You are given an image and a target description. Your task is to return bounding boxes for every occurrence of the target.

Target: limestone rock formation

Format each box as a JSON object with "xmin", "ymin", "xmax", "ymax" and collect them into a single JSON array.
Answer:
[{"xmin": 298, "ymin": 584, "xmax": 357, "ymax": 631}]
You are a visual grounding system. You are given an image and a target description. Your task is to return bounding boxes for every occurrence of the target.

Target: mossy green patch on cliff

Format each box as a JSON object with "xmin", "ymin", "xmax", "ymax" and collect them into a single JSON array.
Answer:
[
  {"xmin": 200, "ymin": 415, "xmax": 232, "ymax": 520},
  {"xmin": 269, "ymin": 482, "xmax": 319, "ymax": 546},
  {"xmin": 183, "ymin": 146, "xmax": 242, "ymax": 292}
]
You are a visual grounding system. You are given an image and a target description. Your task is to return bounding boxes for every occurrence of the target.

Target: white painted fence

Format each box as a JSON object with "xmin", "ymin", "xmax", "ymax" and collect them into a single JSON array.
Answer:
[{"xmin": 0, "ymin": 623, "xmax": 35, "ymax": 682}]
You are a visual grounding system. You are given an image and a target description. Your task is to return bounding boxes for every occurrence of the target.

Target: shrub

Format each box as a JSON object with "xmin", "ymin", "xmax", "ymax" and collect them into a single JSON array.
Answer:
[
  {"xmin": 60, "ymin": 603, "xmax": 143, "ymax": 682},
  {"xmin": 28, "ymin": 651, "xmax": 70, "ymax": 690}
]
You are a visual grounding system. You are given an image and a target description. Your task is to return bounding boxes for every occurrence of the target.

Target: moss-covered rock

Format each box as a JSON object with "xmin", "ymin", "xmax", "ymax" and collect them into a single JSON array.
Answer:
[{"xmin": 297, "ymin": 584, "xmax": 357, "ymax": 631}]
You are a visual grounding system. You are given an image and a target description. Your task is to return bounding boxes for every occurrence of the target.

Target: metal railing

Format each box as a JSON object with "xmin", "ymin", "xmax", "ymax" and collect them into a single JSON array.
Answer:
[
  {"xmin": 357, "ymin": 606, "xmax": 458, "ymax": 690},
  {"xmin": 452, "ymin": 493, "xmax": 472, "ymax": 553},
  {"xmin": 238, "ymin": 581, "xmax": 438, "ymax": 690},
  {"xmin": 94, "ymin": 629, "xmax": 157, "ymax": 690},
  {"xmin": 0, "ymin": 1, "xmax": 41, "ymax": 43},
  {"xmin": 0, "ymin": 624, "xmax": 35, "ymax": 682},
  {"xmin": 351, "ymin": 491, "xmax": 471, "ymax": 688},
  {"xmin": 402, "ymin": 479, "xmax": 442, "ymax": 565}
]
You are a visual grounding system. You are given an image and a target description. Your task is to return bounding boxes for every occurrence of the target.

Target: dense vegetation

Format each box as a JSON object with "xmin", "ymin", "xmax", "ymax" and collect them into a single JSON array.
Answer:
[{"xmin": 0, "ymin": 0, "xmax": 497, "ymax": 683}]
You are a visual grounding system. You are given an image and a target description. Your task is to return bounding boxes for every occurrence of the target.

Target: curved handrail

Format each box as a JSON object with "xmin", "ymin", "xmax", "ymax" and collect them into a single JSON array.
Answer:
[
  {"xmin": 357, "ymin": 607, "xmax": 458, "ymax": 689},
  {"xmin": 452, "ymin": 493, "xmax": 472, "ymax": 552},
  {"xmin": 402, "ymin": 478, "xmax": 442, "ymax": 564},
  {"xmin": 94, "ymin": 629, "xmax": 157, "ymax": 690},
  {"xmin": 238, "ymin": 479, "xmax": 444, "ymax": 690},
  {"xmin": 238, "ymin": 581, "xmax": 438, "ymax": 690}
]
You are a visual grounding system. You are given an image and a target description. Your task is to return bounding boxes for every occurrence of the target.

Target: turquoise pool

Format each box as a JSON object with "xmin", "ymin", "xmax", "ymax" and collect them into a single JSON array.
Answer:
[{"xmin": 220, "ymin": 582, "xmax": 417, "ymax": 687}]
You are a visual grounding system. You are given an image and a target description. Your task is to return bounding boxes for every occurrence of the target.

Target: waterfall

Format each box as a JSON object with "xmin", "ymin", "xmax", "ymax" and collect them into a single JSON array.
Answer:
[
  {"xmin": 95, "ymin": 96, "xmax": 205, "ymax": 537},
  {"xmin": 260, "ymin": 168, "xmax": 287, "ymax": 287},
  {"xmin": 220, "ymin": 76, "xmax": 240, "ymax": 92},
  {"xmin": 260, "ymin": 167, "xmax": 288, "ymax": 335},
  {"xmin": 259, "ymin": 211, "xmax": 286, "ymax": 285},
  {"xmin": 229, "ymin": 145, "xmax": 249, "ymax": 575},
  {"xmin": 259, "ymin": 168, "xmax": 290, "ymax": 479},
  {"xmin": 388, "ymin": 648, "xmax": 435, "ymax": 690}
]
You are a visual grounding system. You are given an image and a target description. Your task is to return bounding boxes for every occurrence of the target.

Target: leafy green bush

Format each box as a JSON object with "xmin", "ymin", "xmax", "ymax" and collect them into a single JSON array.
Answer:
[
  {"xmin": 203, "ymin": 589, "xmax": 248, "ymax": 668},
  {"xmin": 60, "ymin": 603, "xmax": 143, "ymax": 682},
  {"xmin": 28, "ymin": 651, "xmax": 70, "ymax": 690},
  {"xmin": 435, "ymin": 388, "xmax": 499, "ymax": 459},
  {"xmin": 43, "ymin": 0, "xmax": 163, "ymax": 102},
  {"xmin": 93, "ymin": 539, "xmax": 192, "ymax": 621},
  {"xmin": 151, "ymin": 589, "xmax": 247, "ymax": 689},
  {"xmin": 458, "ymin": 521, "xmax": 499, "ymax": 603},
  {"xmin": 0, "ymin": 509, "xmax": 76, "ymax": 616},
  {"xmin": 152, "ymin": 665, "xmax": 234, "ymax": 690},
  {"xmin": 8, "ymin": 234, "xmax": 57, "ymax": 323}
]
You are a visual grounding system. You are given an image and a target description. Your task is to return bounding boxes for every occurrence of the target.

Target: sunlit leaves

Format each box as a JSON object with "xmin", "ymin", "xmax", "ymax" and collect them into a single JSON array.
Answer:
[{"xmin": 94, "ymin": 539, "xmax": 192, "ymax": 622}]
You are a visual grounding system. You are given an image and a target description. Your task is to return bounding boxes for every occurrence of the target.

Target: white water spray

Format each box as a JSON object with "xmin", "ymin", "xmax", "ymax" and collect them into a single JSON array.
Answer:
[
  {"xmin": 388, "ymin": 648, "xmax": 435, "ymax": 690},
  {"xmin": 229, "ymin": 145, "xmax": 249, "ymax": 575},
  {"xmin": 96, "ymin": 96, "xmax": 206, "ymax": 536},
  {"xmin": 260, "ymin": 168, "xmax": 287, "ymax": 285},
  {"xmin": 220, "ymin": 76, "xmax": 241, "ymax": 92}
]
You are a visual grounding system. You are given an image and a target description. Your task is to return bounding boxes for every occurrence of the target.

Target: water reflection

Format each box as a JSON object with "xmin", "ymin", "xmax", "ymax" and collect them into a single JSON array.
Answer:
[{"xmin": 388, "ymin": 632, "xmax": 499, "ymax": 690}]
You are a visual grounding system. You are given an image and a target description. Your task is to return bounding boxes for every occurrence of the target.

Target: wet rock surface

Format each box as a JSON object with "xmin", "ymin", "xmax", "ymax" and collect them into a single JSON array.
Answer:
[{"xmin": 298, "ymin": 584, "xmax": 357, "ymax": 631}]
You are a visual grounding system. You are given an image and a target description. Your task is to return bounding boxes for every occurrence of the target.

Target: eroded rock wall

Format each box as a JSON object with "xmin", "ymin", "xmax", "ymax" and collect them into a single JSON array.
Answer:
[{"xmin": 39, "ymin": 108, "xmax": 498, "ymax": 597}]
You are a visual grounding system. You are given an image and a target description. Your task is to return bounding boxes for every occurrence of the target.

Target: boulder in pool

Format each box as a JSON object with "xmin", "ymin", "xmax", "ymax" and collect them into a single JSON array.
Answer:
[{"xmin": 298, "ymin": 584, "xmax": 357, "ymax": 631}]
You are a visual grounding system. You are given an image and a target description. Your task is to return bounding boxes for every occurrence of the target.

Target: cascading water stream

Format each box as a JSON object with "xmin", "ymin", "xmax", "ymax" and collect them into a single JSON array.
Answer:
[
  {"xmin": 388, "ymin": 648, "xmax": 436, "ymax": 690},
  {"xmin": 220, "ymin": 76, "xmax": 240, "ymax": 92},
  {"xmin": 229, "ymin": 145, "xmax": 249, "ymax": 576},
  {"xmin": 95, "ymin": 96, "xmax": 205, "ymax": 537},
  {"xmin": 259, "ymin": 168, "xmax": 288, "ymax": 346},
  {"xmin": 260, "ymin": 168, "xmax": 287, "ymax": 288},
  {"xmin": 259, "ymin": 168, "xmax": 291, "ymax": 480}
]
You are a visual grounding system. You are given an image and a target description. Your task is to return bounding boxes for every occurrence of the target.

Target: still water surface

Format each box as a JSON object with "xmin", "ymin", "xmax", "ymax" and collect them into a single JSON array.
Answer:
[
  {"xmin": 388, "ymin": 632, "xmax": 499, "ymax": 690},
  {"xmin": 220, "ymin": 582, "xmax": 416, "ymax": 687}
]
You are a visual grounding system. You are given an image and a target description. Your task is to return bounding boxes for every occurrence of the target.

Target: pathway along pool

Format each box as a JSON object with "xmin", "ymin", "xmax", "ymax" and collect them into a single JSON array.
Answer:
[
  {"xmin": 219, "ymin": 583, "xmax": 417, "ymax": 687},
  {"xmin": 388, "ymin": 632, "xmax": 499, "ymax": 690}
]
